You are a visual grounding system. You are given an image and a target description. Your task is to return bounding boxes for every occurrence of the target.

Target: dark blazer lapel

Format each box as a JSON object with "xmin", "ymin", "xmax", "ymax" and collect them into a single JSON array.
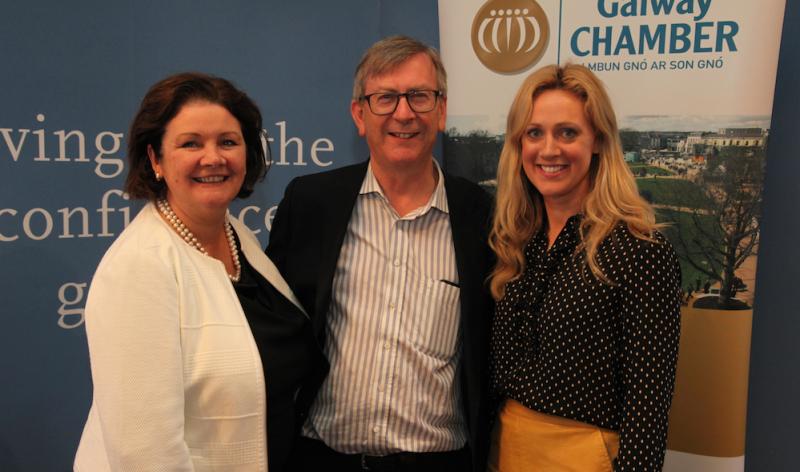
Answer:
[
  {"xmin": 443, "ymin": 174, "xmax": 485, "ymax": 361},
  {"xmin": 444, "ymin": 174, "xmax": 482, "ymax": 306},
  {"xmin": 312, "ymin": 161, "xmax": 369, "ymax": 338}
]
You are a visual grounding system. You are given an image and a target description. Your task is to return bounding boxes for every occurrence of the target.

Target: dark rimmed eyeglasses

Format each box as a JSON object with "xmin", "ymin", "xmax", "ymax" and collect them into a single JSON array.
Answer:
[{"xmin": 359, "ymin": 90, "xmax": 443, "ymax": 115}]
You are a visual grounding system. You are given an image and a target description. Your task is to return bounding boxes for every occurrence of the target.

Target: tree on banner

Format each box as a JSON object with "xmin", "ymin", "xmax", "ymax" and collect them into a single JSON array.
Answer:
[{"xmin": 664, "ymin": 145, "xmax": 764, "ymax": 309}]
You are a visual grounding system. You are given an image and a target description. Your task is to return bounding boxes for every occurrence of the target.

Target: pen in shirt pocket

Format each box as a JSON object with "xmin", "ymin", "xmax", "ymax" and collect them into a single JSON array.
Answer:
[{"xmin": 440, "ymin": 279, "xmax": 460, "ymax": 288}]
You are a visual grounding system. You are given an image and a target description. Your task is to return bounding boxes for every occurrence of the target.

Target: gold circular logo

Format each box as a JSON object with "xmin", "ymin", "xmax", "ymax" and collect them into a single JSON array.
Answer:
[{"xmin": 471, "ymin": 0, "xmax": 550, "ymax": 74}]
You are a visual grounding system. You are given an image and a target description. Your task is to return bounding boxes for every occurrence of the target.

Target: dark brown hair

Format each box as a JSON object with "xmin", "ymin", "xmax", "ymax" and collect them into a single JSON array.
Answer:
[{"xmin": 125, "ymin": 72, "xmax": 269, "ymax": 200}]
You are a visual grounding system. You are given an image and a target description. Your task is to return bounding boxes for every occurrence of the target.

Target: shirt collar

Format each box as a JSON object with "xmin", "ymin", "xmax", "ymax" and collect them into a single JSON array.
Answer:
[
  {"xmin": 360, "ymin": 160, "xmax": 449, "ymax": 215},
  {"xmin": 526, "ymin": 213, "xmax": 583, "ymax": 260}
]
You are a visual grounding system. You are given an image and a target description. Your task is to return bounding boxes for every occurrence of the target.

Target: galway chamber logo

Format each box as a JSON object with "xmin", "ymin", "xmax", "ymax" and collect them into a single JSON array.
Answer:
[{"xmin": 471, "ymin": 0, "xmax": 550, "ymax": 73}]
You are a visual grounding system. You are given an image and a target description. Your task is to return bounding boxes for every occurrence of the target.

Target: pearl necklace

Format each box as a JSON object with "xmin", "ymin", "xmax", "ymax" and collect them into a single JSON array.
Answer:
[{"xmin": 156, "ymin": 198, "xmax": 241, "ymax": 282}]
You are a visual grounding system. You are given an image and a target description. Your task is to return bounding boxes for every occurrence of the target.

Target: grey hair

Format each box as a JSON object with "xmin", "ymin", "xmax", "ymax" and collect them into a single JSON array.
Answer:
[{"xmin": 352, "ymin": 35, "xmax": 447, "ymax": 100}]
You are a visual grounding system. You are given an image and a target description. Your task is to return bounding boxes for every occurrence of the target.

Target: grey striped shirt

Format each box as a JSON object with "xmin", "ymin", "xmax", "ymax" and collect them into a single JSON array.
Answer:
[{"xmin": 303, "ymin": 161, "xmax": 466, "ymax": 454}]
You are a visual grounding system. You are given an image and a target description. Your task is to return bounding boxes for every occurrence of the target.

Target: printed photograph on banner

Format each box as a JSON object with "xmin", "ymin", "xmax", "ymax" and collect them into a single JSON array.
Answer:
[{"xmin": 438, "ymin": 0, "xmax": 786, "ymax": 470}]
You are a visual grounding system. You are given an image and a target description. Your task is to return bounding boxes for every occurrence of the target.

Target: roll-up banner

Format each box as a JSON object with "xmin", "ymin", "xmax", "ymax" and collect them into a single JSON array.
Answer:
[
  {"xmin": 438, "ymin": 1, "xmax": 785, "ymax": 470},
  {"xmin": 0, "ymin": 2, "xmax": 439, "ymax": 470}
]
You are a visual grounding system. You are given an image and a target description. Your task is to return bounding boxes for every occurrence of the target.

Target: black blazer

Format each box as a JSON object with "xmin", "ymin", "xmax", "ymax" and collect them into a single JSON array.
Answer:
[{"xmin": 266, "ymin": 161, "xmax": 494, "ymax": 471}]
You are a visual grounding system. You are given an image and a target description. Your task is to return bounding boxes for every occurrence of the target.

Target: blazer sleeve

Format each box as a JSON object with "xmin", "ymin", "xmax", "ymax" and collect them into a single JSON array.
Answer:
[{"xmin": 83, "ymin": 239, "xmax": 193, "ymax": 471}]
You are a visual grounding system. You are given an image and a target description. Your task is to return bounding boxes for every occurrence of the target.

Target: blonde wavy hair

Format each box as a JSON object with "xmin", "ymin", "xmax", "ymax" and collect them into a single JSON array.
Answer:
[{"xmin": 489, "ymin": 64, "xmax": 658, "ymax": 300}]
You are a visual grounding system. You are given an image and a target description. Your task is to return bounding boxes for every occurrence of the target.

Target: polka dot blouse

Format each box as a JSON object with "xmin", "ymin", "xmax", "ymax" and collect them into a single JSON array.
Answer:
[{"xmin": 490, "ymin": 215, "xmax": 681, "ymax": 471}]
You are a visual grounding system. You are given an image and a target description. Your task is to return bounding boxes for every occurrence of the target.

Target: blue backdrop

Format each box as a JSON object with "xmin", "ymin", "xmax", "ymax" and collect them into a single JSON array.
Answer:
[
  {"xmin": 0, "ymin": 2, "xmax": 437, "ymax": 470},
  {"xmin": 2, "ymin": 1, "xmax": 799, "ymax": 471}
]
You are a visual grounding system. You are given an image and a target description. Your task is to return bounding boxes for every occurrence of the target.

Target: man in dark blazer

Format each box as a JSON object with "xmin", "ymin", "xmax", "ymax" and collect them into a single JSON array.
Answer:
[{"xmin": 267, "ymin": 36, "xmax": 494, "ymax": 472}]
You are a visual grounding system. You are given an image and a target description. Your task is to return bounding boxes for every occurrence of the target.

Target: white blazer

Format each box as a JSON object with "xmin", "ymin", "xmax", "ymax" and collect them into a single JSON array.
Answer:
[{"xmin": 74, "ymin": 203, "xmax": 306, "ymax": 471}]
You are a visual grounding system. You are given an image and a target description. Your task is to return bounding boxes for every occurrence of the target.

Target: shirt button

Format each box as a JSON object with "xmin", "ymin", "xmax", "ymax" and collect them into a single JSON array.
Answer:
[
  {"xmin": 384, "ymin": 342, "xmax": 391, "ymax": 350},
  {"xmin": 393, "ymin": 259, "xmax": 401, "ymax": 267},
  {"xmin": 373, "ymin": 426, "xmax": 380, "ymax": 433},
  {"xmin": 389, "ymin": 302, "xmax": 395, "ymax": 310}
]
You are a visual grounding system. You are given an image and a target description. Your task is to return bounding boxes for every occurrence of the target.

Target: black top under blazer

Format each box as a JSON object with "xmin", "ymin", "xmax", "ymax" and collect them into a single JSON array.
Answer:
[{"xmin": 266, "ymin": 161, "xmax": 495, "ymax": 471}]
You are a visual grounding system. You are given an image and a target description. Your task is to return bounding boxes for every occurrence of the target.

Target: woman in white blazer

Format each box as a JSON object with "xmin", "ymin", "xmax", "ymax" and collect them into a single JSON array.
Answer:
[{"xmin": 75, "ymin": 73, "xmax": 317, "ymax": 472}]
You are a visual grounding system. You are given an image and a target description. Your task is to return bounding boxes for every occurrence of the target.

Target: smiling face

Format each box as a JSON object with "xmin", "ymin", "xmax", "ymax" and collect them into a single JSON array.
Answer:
[
  {"xmin": 148, "ymin": 101, "xmax": 246, "ymax": 223},
  {"xmin": 521, "ymin": 89, "xmax": 599, "ymax": 216},
  {"xmin": 351, "ymin": 52, "xmax": 446, "ymax": 174}
]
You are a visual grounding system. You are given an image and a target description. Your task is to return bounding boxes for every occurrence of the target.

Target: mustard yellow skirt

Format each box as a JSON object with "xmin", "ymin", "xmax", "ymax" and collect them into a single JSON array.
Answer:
[{"xmin": 488, "ymin": 400, "xmax": 620, "ymax": 472}]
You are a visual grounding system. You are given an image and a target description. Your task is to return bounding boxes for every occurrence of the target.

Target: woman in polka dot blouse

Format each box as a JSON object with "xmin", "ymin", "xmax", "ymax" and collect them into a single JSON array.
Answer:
[{"xmin": 487, "ymin": 64, "xmax": 681, "ymax": 471}]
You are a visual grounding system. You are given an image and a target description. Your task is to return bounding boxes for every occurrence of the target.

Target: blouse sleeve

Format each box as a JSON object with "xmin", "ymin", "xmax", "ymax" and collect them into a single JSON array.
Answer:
[
  {"xmin": 83, "ymin": 240, "xmax": 194, "ymax": 471},
  {"xmin": 616, "ymin": 235, "xmax": 682, "ymax": 471},
  {"xmin": 489, "ymin": 273, "xmax": 537, "ymax": 403}
]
